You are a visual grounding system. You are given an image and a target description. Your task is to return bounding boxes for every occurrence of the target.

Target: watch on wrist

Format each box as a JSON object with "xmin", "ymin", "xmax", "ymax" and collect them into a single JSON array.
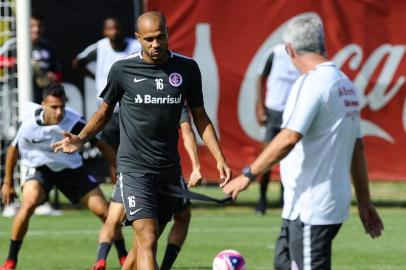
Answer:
[{"xmin": 241, "ymin": 165, "xmax": 257, "ymax": 182}]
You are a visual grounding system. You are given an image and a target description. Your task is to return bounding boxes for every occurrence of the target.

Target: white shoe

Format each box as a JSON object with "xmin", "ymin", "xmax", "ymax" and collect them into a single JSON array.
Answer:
[
  {"xmin": 34, "ymin": 202, "xmax": 63, "ymax": 216},
  {"xmin": 2, "ymin": 202, "xmax": 20, "ymax": 217}
]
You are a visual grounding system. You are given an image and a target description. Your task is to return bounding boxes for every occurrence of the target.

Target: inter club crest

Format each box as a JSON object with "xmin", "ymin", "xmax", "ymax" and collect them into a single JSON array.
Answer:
[{"xmin": 169, "ymin": 72, "xmax": 183, "ymax": 87}]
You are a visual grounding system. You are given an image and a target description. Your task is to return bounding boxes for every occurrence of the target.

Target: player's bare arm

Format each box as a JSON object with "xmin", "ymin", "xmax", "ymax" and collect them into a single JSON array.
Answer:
[
  {"xmin": 95, "ymin": 139, "xmax": 117, "ymax": 182},
  {"xmin": 190, "ymin": 106, "xmax": 231, "ymax": 184},
  {"xmin": 223, "ymin": 128, "xmax": 301, "ymax": 200},
  {"xmin": 52, "ymin": 102, "xmax": 114, "ymax": 153},
  {"xmin": 255, "ymin": 74, "xmax": 267, "ymax": 125},
  {"xmin": 1, "ymin": 145, "xmax": 19, "ymax": 205},
  {"xmin": 351, "ymin": 138, "xmax": 384, "ymax": 238},
  {"xmin": 180, "ymin": 121, "xmax": 202, "ymax": 187}
]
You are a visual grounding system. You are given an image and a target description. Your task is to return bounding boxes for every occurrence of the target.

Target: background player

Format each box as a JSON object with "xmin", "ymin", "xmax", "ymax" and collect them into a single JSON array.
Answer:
[
  {"xmin": 0, "ymin": 84, "xmax": 126, "ymax": 270},
  {"xmin": 255, "ymin": 43, "xmax": 299, "ymax": 214}
]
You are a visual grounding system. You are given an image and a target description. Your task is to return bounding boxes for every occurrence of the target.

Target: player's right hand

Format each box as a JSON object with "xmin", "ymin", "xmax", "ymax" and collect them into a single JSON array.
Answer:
[
  {"xmin": 1, "ymin": 182, "xmax": 16, "ymax": 205},
  {"xmin": 52, "ymin": 131, "xmax": 84, "ymax": 154}
]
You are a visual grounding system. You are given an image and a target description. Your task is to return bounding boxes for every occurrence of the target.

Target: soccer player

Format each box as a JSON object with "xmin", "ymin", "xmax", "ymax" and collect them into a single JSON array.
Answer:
[
  {"xmin": 52, "ymin": 11, "xmax": 231, "ymax": 270},
  {"xmin": 0, "ymin": 84, "xmax": 127, "ymax": 270},
  {"xmin": 254, "ymin": 43, "xmax": 299, "ymax": 214},
  {"xmin": 31, "ymin": 13, "xmax": 61, "ymax": 104},
  {"xmin": 90, "ymin": 105, "xmax": 202, "ymax": 270},
  {"xmin": 73, "ymin": 17, "xmax": 141, "ymax": 183},
  {"xmin": 223, "ymin": 14, "xmax": 383, "ymax": 270}
]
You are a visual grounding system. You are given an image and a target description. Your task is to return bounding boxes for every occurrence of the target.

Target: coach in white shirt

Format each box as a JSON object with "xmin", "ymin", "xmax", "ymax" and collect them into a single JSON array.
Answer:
[{"xmin": 224, "ymin": 14, "xmax": 383, "ymax": 270}]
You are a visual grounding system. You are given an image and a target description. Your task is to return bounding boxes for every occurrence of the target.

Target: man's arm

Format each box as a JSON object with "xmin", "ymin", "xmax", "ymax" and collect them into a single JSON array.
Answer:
[
  {"xmin": 1, "ymin": 145, "xmax": 19, "ymax": 205},
  {"xmin": 52, "ymin": 102, "xmax": 114, "ymax": 153},
  {"xmin": 256, "ymin": 52, "xmax": 273, "ymax": 125},
  {"xmin": 180, "ymin": 121, "xmax": 202, "ymax": 187},
  {"xmin": 351, "ymin": 138, "xmax": 383, "ymax": 238},
  {"xmin": 95, "ymin": 139, "xmax": 117, "ymax": 183},
  {"xmin": 72, "ymin": 58, "xmax": 95, "ymax": 80},
  {"xmin": 72, "ymin": 43, "xmax": 97, "ymax": 80},
  {"xmin": 190, "ymin": 106, "xmax": 231, "ymax": 184},
  {"xmin": 223, "ymin": 128, "xmax": 301, "ymax": 200}
]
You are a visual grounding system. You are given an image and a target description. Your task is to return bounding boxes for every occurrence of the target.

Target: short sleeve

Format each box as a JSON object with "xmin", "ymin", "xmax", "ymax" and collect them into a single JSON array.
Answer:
[
  {"xmin": 282, "ymin": 75, "xmax": 322, "ymax": 135},
  {"xmin": 76, "ymin": 43, "xmax": 97, "ymax": 63},
  {"xmin": 179, "ymin": 104, "xmax": 191, "ymax": 124},
  {"xmin": 11, "ymin": 127, "xmax": 22, "ymax": 147},
  {"xmin": 185, "ymin": 60, "xmax": 204, "ymax": 108},
  {"xmin": 260, "ymin": 53, "xmax": 274, "ymax": 77},
  {"xmin": 70, "ymin": 118, "xmax": 99, "ymax": 146},
  {"xmin": 99, "ymin": 62, "xmax": 123, "ymax": 106}
]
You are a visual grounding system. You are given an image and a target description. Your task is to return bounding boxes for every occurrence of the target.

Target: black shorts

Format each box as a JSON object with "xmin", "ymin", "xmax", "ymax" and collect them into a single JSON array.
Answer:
[
  {"xmin": 25, "ymin": 166, "xmax": 99, "ymax": 204},
  {"xmin": 263, "ymin": 108, "xmax": 283, "ymax": 142},
  {"xmin": 111, "ymin": 178, "xmax": 122, "ymax": 203},
  {"xmin": 119, "ymin": 170, "xmax": 184, "ymax": 226},
  {"xmin": 101, "ymin": 111, "xmax": 120, "ymax": 149},
  {"xmin": 174, "ymin": 176, "xmax": 191, "ymax": 213},
  {"xmin": 274, "ymin": 218, "xmax": 342, "ymax": 270}
]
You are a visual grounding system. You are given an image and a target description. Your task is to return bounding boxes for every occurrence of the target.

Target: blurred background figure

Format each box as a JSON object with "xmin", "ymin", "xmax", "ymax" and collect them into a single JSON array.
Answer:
[
  {"xmin": 31, "ymin": 13, "xmax": 61, "ymax": 104},
  {"xmin": 72, "ymin": 17, "xmax": 140, "ymax": 183},
  {"xmin": 254, "ymin": 43, "xmax": 299, "ymax": 214}
]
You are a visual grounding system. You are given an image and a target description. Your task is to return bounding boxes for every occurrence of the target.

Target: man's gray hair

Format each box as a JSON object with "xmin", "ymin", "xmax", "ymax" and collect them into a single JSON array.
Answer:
[{"xmin": 283, "ymin": 14, "xmax": 326, "ymax": 55}]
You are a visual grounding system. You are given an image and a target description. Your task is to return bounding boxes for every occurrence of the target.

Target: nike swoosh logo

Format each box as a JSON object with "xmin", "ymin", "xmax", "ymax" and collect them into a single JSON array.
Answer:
[
  {"xmin": 134, "ymin": 77, "xmax": 147, "ymax": 83},
  {"xmin": 129, "ymin": 208, "xmax": 143, "ymax": 215},
  {"xmin": 31, "ymin": 139, "xmax": 47, "ymax": 143}
]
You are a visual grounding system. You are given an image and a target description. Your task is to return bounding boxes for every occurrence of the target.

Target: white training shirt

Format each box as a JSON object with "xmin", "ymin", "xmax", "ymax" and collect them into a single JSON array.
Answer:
[
  {"xmin": 12, "ymin": 107, "xmax": 85, "ymax": 172},
  {"xmin": 260, "ymin": 44, "xmax": 300, "ymax": 111},
  {"xmin": 280, "ymin": 61, "xmax": 361, "ymax": 225},
  {"xmin": 95, "ymin": 38, "xmax": 141, "ymax": 98}
]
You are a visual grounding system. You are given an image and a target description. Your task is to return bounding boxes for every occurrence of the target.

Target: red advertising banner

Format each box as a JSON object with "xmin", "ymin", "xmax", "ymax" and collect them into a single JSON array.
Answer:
[{"xmin": 147, "ymin": 0, "xmax": 406, "ymax": 181}]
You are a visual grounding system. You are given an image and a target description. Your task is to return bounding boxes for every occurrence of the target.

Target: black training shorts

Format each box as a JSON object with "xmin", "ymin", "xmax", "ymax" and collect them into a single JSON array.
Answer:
[
  {"xmin": 25, "ymin": 165, "xmax": 99, "ymax": 204},
  {"xmin": 119, "ymin": 170, "xmax": 184, "ymax": 226},
  {"xmin": 274, "ymin": 218, "xmax": 342, "ymax": 270}
]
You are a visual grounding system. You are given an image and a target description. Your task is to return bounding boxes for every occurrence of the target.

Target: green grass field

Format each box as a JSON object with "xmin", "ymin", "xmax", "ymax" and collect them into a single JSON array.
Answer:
[{"xmin": 0, "ymin": 182, "xmax": 405, "ymax": 270}]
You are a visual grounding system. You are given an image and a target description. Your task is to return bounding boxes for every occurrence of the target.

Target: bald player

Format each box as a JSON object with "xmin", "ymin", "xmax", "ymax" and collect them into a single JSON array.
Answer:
[{"xmin": 53, "ymin": 11, "xmax": 231, "ymax": 270}]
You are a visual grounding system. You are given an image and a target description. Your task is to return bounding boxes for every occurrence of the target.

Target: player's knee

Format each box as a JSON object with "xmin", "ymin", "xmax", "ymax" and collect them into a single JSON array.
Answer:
[
  {"xmin": 136, "ymin": 230, "xmax": 158, "ymax": 250},
  {"xmin": 174, "ymin": 207, "xmax": 191, "ymax": 224}
]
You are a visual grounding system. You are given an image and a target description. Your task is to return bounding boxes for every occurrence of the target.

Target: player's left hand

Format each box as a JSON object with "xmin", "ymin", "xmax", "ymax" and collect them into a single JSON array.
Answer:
[
  {"xmin": 188, "ymin": 169, "xmax": 202, "ymax": 188},
  {"xmin": 217, "ymin": 161, "xmax": 232, "ymax": 187},
  {"xmin": 358, "ymin": 201, "xmax": 384, "ymax": 239},
  {"xmin": 222, "ymin": 174, "xmax": 250, "ymax": 201},
  {"xmin": 1, "ymin": 182, "xmax": 16, "ymax": 205}
]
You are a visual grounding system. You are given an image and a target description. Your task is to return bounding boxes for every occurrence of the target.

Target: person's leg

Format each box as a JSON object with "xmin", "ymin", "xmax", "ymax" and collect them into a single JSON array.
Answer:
[
  {"xmin": 1, "ymin": 180, "xmax": 47, "ymax": 269},
  {"xmin": 80, "ymin": 188, "xmax": 127, "ymax": 266},
  {"xmin": 288, "ymin": 218, "xmax": 342, "ymax": 270},
  {"xmin": 257, "ymin": 169, "xmax": 270, "ymax": 214},
  {"xmin": 274, "ymin": 219, "xmax": 291, "ymax": 270},
  {"xmin": 91, "ymin": 201, "xmax": 126, "ymax": 269},
  {"xmin": 160, "ymin": 206, "xmax": 191, "ymax": 270},
  {"xmin": 131, "ymin": 218, "xmax": 159, "ymax": 270}
]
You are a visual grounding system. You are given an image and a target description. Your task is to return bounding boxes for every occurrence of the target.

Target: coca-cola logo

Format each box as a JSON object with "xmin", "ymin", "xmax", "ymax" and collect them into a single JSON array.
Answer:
[{"xmin": 238, "ymin": 12, "xmax": 405, "ymax": 144}]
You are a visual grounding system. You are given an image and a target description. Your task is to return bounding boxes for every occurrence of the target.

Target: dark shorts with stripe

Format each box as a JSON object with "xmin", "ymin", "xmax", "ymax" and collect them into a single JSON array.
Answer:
[
  {"xmin": 25, "ymin": 165, "xmax": 99, "ymax": 204},
  {"xmin": 274, "ymin": 218, "xmax": 342, "ymax": 270},
  {"xmin": 263, "ymin": 108, "xmax": 283, "ymax": 142},
  {"xmin": 119, "ymin": 170, "xmax": 185, "ymax": 226}
]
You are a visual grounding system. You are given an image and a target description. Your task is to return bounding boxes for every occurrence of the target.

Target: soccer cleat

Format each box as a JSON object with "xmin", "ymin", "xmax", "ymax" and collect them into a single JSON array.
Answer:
[
  {"xmin": 119, "ymin": 255, "xmax": 127, "ymax": 266},
  {"xmin": 0, "ymin": 259, "xmax": 17, "ymax": 270},
  {"xmin": 91, "ymin": 259, "xmax": 106, "ymax": 270}
]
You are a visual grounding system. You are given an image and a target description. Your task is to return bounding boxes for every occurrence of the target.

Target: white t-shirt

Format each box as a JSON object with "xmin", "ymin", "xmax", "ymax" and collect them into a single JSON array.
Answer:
[
  {"xmin": 259, "ymin": 44, "xmax": 300, "ymax": 111},
  {"xmin": 280, "ymin": 61, "xmax": 361, "ymax": 225},
  {"xmin": 95, "ymin": 38, "xmax": 141, "ymax": 97},
  {"xmin": 12, "ymin": 107, "xmax": 85, "ymax": 172}
]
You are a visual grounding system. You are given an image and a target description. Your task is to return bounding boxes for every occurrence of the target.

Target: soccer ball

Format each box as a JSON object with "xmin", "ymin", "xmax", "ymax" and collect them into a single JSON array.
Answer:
[{"xmin": 213, "ymin": 249, "xmax": 246, "ymax": 270}]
